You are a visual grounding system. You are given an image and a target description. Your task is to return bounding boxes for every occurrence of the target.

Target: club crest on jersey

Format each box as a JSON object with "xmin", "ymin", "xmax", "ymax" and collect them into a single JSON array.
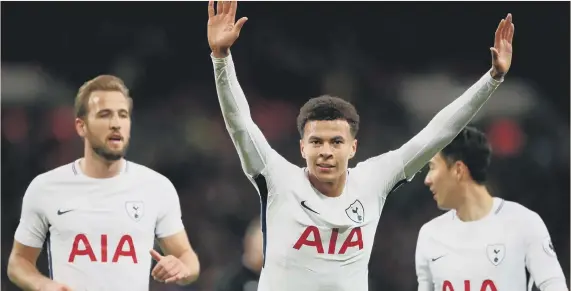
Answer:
[
  {"xmin": 345, "ymin": 199, "xmax": 365, "ymax": 224},
  {"xmin": 125, "ymin": 201, "xmax": 144, "ymax": 222},
  {"xmin": 486, "ymin": 244, "xmax": 505, "ymax": 266}
]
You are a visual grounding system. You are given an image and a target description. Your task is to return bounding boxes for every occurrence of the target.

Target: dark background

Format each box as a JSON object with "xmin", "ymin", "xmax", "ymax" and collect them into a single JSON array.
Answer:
[{"xmin": 2, "ymin": 2, "xmax": 569, "ymax": 290}]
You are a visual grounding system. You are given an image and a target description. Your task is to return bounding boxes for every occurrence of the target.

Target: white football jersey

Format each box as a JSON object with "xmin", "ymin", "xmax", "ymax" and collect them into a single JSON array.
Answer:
[
  {"xmin": 253, "ymin": 150, "xmax": 407, "ymax": 291},
  {"xmin": 415, "ymin": 198, "xmax": 568, "ymax": 291},
  {"xmin": 212, "ymin": 52, "xmax": 503, "ymax": 291},
  {"xmin": 14, "ymin": 159, "xmax": 185, "ymax": 291}
]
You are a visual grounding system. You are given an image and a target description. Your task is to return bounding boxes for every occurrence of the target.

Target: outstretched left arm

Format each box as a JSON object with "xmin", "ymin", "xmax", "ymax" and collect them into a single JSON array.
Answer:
[
  {"xmin": 398, "ymin": 13, "xmax": 514, "ymax": 179},
  {"xmin": 397, "ymin": 70, "xmax": 502, "ymax": 179},
  {"xmin": 354, "ymin": 14, "xmax": 514, "ymax": 195}
]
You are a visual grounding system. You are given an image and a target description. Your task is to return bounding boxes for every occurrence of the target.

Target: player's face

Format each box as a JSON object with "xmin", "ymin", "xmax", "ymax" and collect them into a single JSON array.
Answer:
[
  {"xmin": 424, "ymin": 153, "xmax": 460, "ymax": 209},
  {"xmin": 300, "ymin": 120, "xmax": 357, "ymax": 183},
  {"xmin": 75, "ymin": 91, "xmax": 131, "ymax": 161}
]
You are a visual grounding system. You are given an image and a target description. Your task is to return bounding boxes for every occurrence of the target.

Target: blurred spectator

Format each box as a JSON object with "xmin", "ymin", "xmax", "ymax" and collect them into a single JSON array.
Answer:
[{"xmin": 215, "ymin": 218, "xmax": 263, "ymax": 291}]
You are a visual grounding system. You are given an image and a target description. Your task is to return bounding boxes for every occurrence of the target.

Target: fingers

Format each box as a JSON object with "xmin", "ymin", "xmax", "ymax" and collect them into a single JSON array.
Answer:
[
  {"xmin": 505, "ymin": 14, "xmax": 514, "ymax": 43},
  {"xmin": 208, "ymin": 0, "xmax": 215, "ymax": 18},
  {"xmin": 502, "ymin": 14, "xmax": 511, "ymax": 40},
  {"xmin": 164, "ymin": 272, "xmax": 187, "ymax": 284},
  {"xmin": 211, "ymin": 1, "xmax": 238, "ymax": 17},
  {"xmin": 154, "ymin": 262, "xmax": 173, "ymax": 280},
  {"xmin": 234, "ymin": 17, "xmax": 248, "ymax": 33},
  {"xmin": 161, "ymin": 263, "xmax": 182, "ymax": 282},
  {"xmin": 229, "ymin": 0, "xmax": 238, "ymax": 18},
  {"xmin": 152, "ymin": 260, "xmax": 171, "ymax": 280},
  {"xmin": 150, "ymin": 249, "xmax": 163, "ymax": 262},
  {"xmin": 507, "ymin": 23, "xmax": 515, "ymax": 43},
  {"xmin": 151, "ymin": 263, "xmax": 162, "ymax": 278},
  {"xmin": 216, "ymin": 0, "xmax": 223, "ymax": 15},
  {"xmin": 494, "ymin": 13, "xmax": 514, "ymax": 47},
  {"xmin": 223, "ymin": 0, "xmax": 232, "ymax": 15},
  {"xmin": 494, "ymin": 19, "xmax": 504, "ymax": 48},
  {"xmin": 152, "ymin": 258, "xmax": 185, "ymax": 283}
]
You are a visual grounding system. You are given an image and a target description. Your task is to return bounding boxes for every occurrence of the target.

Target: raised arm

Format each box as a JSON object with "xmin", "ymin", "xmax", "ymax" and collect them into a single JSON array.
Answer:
[
  {"xmin": 396, "ymin": 14, "xmax": 514, "ymax": 179},
  {"xmin": 354, "ymin": 14, "xmax": 514, "ymax": 195},
  {"xmin": 208, "ymin": 0, "xmax": 277, "ymax": 178}
]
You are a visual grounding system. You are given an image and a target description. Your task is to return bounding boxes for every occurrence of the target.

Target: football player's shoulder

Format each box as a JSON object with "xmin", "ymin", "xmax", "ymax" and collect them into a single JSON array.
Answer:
[
  {"xmin": 498, "ymin": 199, "xmax": 544, "ymax": 230},
  {"xmin": 349, "ymin": 150, "xmax": 403, "ymax": 188},
  {"xmin": 419, "ymin": 210, "xmax": 455, "ymax": 237},
  {"xmin": 125, "ymin": 161, "xmax": 176, "ymax": 190},
  {"xmin": 31, "ymin": 161, "xmax": 79, "ymax": 187},
  {"xmin": 22, "ymin": 161, "xmax": 78, "ymax": 202},
  {"xmin": 265, "ymin": 162, "xmax": 306, "ymax": 191},
  {"xmin": 351, "ymin": 151, "xmax": 393, "ymax": 173},
  {"xmin": 498, "ymin": 199, "xmax": 540, "ymax": 221}
]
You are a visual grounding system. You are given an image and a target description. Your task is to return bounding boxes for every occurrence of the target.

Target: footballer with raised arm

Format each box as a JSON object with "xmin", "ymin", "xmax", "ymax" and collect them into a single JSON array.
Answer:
[
  {"xmin": 416, "ymin": 127, "xmax": 568, "ymax": 291},
  {"xmin": 208, "ymin": 1, "xmax": 512, "ymax": 290},
  {"xmin": 7, "ymin": 75, "xmax": 200, "ymax": 291}
]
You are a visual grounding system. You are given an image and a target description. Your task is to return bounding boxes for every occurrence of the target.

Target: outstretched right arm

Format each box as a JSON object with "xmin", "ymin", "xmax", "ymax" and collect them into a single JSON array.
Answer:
[
  {"xmin": 208, "ymin": 0, "xmax": 278, "ymax": 179},
  {"xmin": 212, "ymin": 53, "xmax": 277, "ymax": 178}
]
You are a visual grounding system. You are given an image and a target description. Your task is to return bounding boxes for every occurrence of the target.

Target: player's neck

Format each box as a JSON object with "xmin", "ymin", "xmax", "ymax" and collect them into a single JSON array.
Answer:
[
  {"xmin": 81, "ymin": 150, "xmax": 124, "ymax": 179},
  {"xmin": 308, "ymin": 172, "xmax": 346, "ymax": 197},
  {"xmin": 455, "ymin": 184, "xmax": 493, "ymax": 222}
]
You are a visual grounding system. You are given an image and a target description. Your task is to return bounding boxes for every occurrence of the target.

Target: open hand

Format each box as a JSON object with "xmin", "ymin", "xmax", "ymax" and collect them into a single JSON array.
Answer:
[
  {"xmin": 207, "ymin": 0, "xmax": 248, "ymax": 58},
  {"xmin": 150, "ymin": 249, "xmax": 192, "ymax": 285},
  {"xmin": 490, "ymin": 13, "xmax": 515, "ymax": 78}
]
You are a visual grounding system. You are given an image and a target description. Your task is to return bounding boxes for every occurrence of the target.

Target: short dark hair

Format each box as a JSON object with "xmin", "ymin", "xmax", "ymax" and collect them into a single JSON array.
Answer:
[
  {"xmin": 296, "ymin": 95, "xmax": 360, "ymax": 137},
  {"xmin": 440, "ymin": 126, "xmax": 492, "ymax": 184}
]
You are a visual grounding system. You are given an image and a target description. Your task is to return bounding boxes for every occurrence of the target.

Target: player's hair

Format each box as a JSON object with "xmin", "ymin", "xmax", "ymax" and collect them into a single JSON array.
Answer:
[
  {"xmin": 296, "ymin": 95, "xmax": 360, "ymax": 137},
  {"xmin": 440, "ymin": 126, "xmax": 492, "ymax": 184},
  {"xmin": 74, "ymin": 75, "xmax": 132, "ymax": 119}
]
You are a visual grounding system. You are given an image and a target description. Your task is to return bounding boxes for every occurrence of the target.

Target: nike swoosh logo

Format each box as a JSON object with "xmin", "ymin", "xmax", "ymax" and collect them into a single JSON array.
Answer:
[
  {"xmin": 431, "ymin": 255, "xmax": 446, "ymax": 262},
  {"xmin": 57, "ymin": 209, "xmax": 75, "ymax": 215},
  {"xmin": 301, "ymin": 201, "xmax": 319, "ymax": 214}
]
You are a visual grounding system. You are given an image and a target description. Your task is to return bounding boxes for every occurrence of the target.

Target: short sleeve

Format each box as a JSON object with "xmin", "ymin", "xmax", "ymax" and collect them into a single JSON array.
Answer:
[
  {"xmin": 155, "ymin": 178, "xmax": 185, "ymax": 238},
  {"xmin": 524, "ymin": 211, "xmax": 568, "ymax": 291},
  {"xmin": 14, "ymin": 176, "xmax": 50, "ymax": 248}
]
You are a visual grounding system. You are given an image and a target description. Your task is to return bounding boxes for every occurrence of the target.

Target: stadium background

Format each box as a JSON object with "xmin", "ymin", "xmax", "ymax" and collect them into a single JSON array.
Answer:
[{"xmin": 1, "ymin": 2, "xmax": 569, "ymax": 290}]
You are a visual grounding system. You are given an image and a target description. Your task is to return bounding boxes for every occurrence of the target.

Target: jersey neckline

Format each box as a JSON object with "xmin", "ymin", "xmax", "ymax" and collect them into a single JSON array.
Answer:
[{"xmin": 72, "ymin": 158, "xmax": 129, "ymax": 180}]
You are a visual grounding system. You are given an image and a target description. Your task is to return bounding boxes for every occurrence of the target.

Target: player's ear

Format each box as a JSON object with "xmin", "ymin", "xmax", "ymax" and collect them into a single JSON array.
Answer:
[
  {"xmin": 75, "ymin": 118, "xmax": 86, "ymax": 137},
  {"xmin": 299, "ymin": 139, "xmax": 306, "ymax": 159},
  {"xmin": 453, "ymin": 160, "xmax": 465, "ymax": 181},
  {"xmin": 349, "ymin": 138, "xmax": 357, "ymax": 159}
]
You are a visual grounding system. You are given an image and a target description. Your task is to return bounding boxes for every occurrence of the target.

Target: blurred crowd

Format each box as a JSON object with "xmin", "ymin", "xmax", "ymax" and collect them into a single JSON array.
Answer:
[{"xmin": 2, "ymin": 2, "xmax": 569, "ymax": 290}]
